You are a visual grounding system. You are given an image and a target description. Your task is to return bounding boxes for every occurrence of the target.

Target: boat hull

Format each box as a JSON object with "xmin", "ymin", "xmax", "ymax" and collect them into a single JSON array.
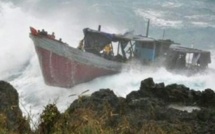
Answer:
[{"xmin": 31, "ymin": 35, "xmax": 122, "ymax": 88}]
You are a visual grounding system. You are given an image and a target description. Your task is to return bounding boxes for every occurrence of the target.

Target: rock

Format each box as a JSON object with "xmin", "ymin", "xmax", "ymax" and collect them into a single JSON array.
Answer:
[
  {"xmin": 126, "ymin": 90, "xmax": 144, "ymax": 102},
  {"xmin": 39, "ymin": 78, "xmax": 215, "ymax": 133},
  {"xmin": 191, "ymin": 90, "xmax": 201, "ymax": 101},
  {"xmin": 155, "ymin": 82, "xmax": 165, "ymax": 89},
  {"xmin": 68, "ymin": 89, "xmax": 120, "ymax": 114},
  {"xmin": 0, "ymin": 81, "xmax": 30, "ymax": 133},
  {"xmin": 91, "ymin": 89, "xmax": 119, "ymax": 108},
  {"xmin": 199, "ymin": 88, "xmax": 215, "ymax": 107},
  {"xmin": 140, "ymin": 77, "xmax": 155, "ymax": 90}
]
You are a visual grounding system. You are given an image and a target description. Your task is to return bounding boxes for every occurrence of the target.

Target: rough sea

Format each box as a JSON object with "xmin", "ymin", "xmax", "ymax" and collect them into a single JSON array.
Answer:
[{"xmin": 0, "ymin": 0, "xmax": 215, "ymax": 128}]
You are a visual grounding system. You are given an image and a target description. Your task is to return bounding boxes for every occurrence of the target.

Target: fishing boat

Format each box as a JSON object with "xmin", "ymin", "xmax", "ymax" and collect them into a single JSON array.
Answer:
[{"xmin": 29, "ymin": 25, "xmax": 211, "ymax": 88}]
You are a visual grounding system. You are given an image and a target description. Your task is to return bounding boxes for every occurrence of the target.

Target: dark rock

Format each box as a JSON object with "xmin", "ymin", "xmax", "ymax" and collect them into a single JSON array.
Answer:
[
  {"xmin": 41, "ymin": 77, "xmax": 215, "ymax": 133},
  {"xmin": 68, "ymin": 89, "xmax": 120, "ymax": 114},
  {"xmin": 0, "ymin": 81, "xmax": 30, "ymax": 133},
  {"xmin": 155, "ymin": 82, "xmax": 165, "ymax": 89},
  {"xmin": 191, "ymin": 90, "xmax": 201, "ymax": 100},
  {"xmin": 199, "ymin": 88, "xmax": 215, "ymax": 107},
  {"xmin": 91, "ymin": 89, "xmax": 119, "ymax": 107},
  {"xmin": 128, "ymin": 97, "xmax": 164, "ymax": 111},
  {"xmin": 197, "ymin": 109, "xmax": 211, "ymax": 122},
  {"xmin": 126, "ymin": 90, "xmax": 144, "ymax": 102},
  {"xmin": 140, "ymin": 77, "xmax": 155, "ymax": 90},
  {"xmin": 127, "ymin": 77, "xmax": 215, "ymax": 108}
]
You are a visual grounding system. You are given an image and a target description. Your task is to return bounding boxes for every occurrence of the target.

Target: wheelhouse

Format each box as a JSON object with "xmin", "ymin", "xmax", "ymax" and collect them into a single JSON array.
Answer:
[{"xmin": 133, "ymin": 38, "xmax": 173, "ymax": 64}]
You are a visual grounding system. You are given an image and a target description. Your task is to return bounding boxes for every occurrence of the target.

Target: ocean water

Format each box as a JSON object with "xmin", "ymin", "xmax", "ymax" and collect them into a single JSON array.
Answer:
[{"xmin": 1, "ymin": 0, "xmax": 215, "ymax": 128}]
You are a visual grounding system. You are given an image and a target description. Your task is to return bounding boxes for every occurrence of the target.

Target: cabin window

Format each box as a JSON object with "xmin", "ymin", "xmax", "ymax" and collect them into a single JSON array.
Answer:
[
  {"xmin": 185, "ymin": 53, "xmax": 193, "ymax": 65},
  {"xmin": 141, "ymin": 42, "xmax": 154, "ymax": 49}
]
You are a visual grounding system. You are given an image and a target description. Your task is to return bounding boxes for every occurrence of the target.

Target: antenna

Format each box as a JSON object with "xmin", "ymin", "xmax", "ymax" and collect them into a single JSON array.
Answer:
[
  {"xmin": 98, "ymin": 25, "xmax": 101, "ymax": 31},
  {"xmin": 162, "ymin": 29, "xmax": 165, "ymax": 39},
  {"xmin": 146, "ymin": 19, "xmax": 150, "ymax": 37}
]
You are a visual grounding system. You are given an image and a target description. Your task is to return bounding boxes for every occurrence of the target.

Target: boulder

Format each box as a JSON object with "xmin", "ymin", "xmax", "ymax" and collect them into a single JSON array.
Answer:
[
  {"xmin": 68, "ymin": 89, "xmax": 121, "ymax": 114},
  {"xmin": 199, "ymin": 89, "xmax": 215, "ymax": 107},
  {"xmin": 0, "ymin": 81, "xmax": 30, "ymax": 133}
]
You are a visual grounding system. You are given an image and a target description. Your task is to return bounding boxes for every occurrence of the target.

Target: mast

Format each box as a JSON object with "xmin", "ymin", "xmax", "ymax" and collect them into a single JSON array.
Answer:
[
  {"xmin": 162, "ymin": 29, "xmax": 165, "ymax": 39},
  {"xmin": 98, "ymin": 25, "xmax": 101, "ymax": 31},
  {"xmin": 146, "ymin": 19, "xmax": 150, "ymax": 37}
]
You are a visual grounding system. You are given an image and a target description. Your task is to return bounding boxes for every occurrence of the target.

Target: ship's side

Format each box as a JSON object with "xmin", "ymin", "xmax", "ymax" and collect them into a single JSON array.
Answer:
[{"xmin": 30, "ymin": 34, "xmax": 123, "ymax": 88}]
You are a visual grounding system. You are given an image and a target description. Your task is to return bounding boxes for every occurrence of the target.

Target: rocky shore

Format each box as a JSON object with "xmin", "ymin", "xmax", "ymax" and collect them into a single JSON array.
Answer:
[
  {"xmin": 0, "ymin": 81, "xmax": 30, "ymax": 133},
  {"xmin": 1, "ymin": 78, "xmax": 215, "ymax": 133}
]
